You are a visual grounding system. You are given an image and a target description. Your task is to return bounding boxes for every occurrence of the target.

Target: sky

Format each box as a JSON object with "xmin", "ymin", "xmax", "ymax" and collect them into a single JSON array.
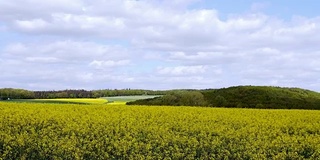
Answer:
[{"xmin": 0, "ymin": 0, "xmax": 320, "ymax": 91}]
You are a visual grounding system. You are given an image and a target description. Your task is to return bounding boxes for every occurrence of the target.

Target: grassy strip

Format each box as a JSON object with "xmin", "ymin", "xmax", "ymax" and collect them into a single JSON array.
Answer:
[{"xmin": 102, "ymin": 95, "xmax": 161, "ymax": 102}]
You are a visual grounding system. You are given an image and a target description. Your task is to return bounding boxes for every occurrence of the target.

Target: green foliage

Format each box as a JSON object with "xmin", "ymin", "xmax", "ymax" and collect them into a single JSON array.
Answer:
[
  {"xmin": 202, "ymin": 86, "xmax": 320, "ymax": 109},
  {"xmin": 129, "ymin": 86, "xmax": 320, "ymax": 109},
  {"xmin": 1, "ymin": 102, "xmax": 320, "ymax": 159},
  {"xmin": 1, "ymin": 88, "xmax": 169, "ymax": 100},
  {"xmin": 212, "ymin": 95, "xmax": 227, "ymax": 107},
  {"xmin": 256, "ymin": 103, "xmax": 264, "ymax": 108},
  {"xmin": 0, "ymin": 88, "xmax": 34, "ymax": 99}
]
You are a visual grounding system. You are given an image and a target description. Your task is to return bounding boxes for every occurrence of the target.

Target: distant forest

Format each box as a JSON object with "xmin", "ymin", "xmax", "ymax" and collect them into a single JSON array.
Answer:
[
  {"xmin": 0, "ymin": 88, "xmax": 167, "ymax": 100},
  {"xmin": 127, "ymin": 86, "xmax": 320, "ymax": 110}
]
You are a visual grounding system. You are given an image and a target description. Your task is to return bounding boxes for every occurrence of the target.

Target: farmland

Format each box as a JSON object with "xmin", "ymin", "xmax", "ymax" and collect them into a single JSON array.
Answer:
[
  {"xmin": 4, "ymin": 95, "xmax": 161, "ymax": 105},
  {"xmin": 6, "ymin": 98, "xmax": 108, "ymax": 104},
  {"xmin": 102, "ymin": 95, "xmax": 161, "ymax": 103},
  {"xmin": 1, "ymin": 102, "xmax": 320, "ymax": 159}
]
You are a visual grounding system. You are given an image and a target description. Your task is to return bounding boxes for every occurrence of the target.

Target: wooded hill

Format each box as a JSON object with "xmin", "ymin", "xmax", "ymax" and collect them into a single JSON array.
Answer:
[{"xmin": 127, "ymin": 86, "xmax": 320, "ymax": 110}]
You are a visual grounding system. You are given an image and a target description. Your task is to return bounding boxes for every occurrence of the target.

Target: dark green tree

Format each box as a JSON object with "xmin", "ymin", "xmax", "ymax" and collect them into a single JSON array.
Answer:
[{"xmin": 213, "ymin": 95, "xmax": 227, "ymax": 107}]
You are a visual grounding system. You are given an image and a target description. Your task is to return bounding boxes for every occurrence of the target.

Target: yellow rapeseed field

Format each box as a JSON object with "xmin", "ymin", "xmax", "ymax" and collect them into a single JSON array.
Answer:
[
  {"xmin": 34, "ymin": 98, "xmax": 108, "ymax": 104},
  {"xmin": 1, "ymin": 102, "xmax": 320, "ymax": 159}
]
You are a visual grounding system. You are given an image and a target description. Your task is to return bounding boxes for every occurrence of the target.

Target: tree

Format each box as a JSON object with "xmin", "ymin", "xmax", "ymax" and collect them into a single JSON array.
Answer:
[
  {"xmin": 213, "ymin": 95, "xmax": 227, "ymax": 107},
  {"xmin": 256, "ymin": 103, "xmax": 264, "ymax": 108}
]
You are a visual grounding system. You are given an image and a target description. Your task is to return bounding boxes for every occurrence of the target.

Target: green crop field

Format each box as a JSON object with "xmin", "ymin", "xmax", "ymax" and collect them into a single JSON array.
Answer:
[
  {"xmin": 1, "ymin": 102, "xmax": 320, "ymax": 159},
  {"xmin": 102, "ymin": 95, "xmax": 161, "ymax": 102}
]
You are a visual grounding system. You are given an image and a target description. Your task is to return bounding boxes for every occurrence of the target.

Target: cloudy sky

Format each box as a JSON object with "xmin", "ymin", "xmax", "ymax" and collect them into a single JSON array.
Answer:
[{"xmin": 1, "ymin": 0, "xmax": 320, "ymax": 91}]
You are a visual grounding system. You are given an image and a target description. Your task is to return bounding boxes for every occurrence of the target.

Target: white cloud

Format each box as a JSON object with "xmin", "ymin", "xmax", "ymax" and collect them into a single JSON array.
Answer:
[
  {"xmin": 157, "ymin": 65, "xmax": 202, "ymax": 76},
  {"xmin": 168, "ymin": 51, "xmax": 242, "ymax": 65},
  {"xmin": 89, "ymin": 60, "xmax": 130, "ymax": 69},
  {"xmin": 0, "ymin": 40, "xmax": 136, "ymax": 90},
  {"xmin": 25, "ymin": 57, "xmax": 60, "ymax": 63},
  {"xmin": 225, "ymin": 14, "xmax": 268, "ymax": 31},
  {"xmin": 4, "ymin": 43, "xmax": 28, "ymax": 54},
  {"xmin": 14, "ymin": 19, "xmax": 49, "ymax": 31},
  {"xmin": 13, "ymin": 13, "xmax": 127, "ymax": 37},
  {"xmin": 4, "ymin": 40, "xmax": 130, "ymax": 61},
  {"xmin": 0, "ymin": 0, "xmax": 84, "ymax": 20}
]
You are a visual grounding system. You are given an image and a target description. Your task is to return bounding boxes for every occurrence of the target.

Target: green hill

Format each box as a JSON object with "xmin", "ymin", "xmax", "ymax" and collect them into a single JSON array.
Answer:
[{"xmin": 127, "ymin": 86, "xmax": 320, "ymax": 110}]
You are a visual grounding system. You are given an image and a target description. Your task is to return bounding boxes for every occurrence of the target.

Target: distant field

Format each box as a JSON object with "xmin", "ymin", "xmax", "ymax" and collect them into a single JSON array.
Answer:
[
  {"xmin": 8, "ymin": 98, "xmax": 108, "ymax": 104},
  {"xmin": 102, "ymin": 95, "xmax": 161, "ymax": 103},
  {"xmin": 4, "ymin": 95, "xmax": 160, "ymax": 105}
]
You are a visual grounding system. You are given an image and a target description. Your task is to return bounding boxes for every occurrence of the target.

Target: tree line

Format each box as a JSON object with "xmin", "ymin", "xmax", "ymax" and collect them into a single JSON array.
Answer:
[{"xmin": 0, "ymin": 88, "xmax": 167, "ymax": 100}]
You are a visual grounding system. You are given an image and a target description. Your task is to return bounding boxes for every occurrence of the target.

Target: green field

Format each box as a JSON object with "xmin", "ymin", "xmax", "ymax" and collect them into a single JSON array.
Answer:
[
  {"xmin": 1, "ymin": 102, "xmax": 320, "ymax": 159},
  {"xmin": 102, "ymin": 95, "xmax": 161, "ymax": 103}
]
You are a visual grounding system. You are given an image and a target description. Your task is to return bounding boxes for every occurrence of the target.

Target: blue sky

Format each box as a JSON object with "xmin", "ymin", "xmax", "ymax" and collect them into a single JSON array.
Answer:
[
  {"xmin": 198, "ymin": 0, "xmax": 320, "ymax": 19},
  {"xmin": 1, "ymin": 0, "xmax": 320, "ymax": 91}
]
